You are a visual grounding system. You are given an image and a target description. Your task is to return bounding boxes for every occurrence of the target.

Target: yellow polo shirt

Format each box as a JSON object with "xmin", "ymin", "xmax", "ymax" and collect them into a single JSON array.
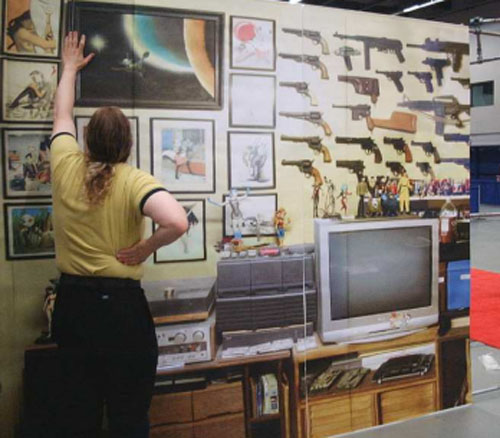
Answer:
[{"xmin": 50, "ymin": 133, "xmax": 165, "ymax": 279}]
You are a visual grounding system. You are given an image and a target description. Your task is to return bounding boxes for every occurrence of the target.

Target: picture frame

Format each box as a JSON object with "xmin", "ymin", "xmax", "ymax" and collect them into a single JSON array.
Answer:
[
  {"xmin": 230, "ymin": 16, "xmax": 276, "ymax": 71},
  {"xmin": 227, "ymin": 131, "xmax": 275, "ymax": 190},
  {"xmin": 150, "ymin": 118, "xmax": 215, "ymax": 194},
  {"xmin": 1, "ymin": 58, "xmax": 58, "ymax": 123},
  {"xmin": 2, "ymin": 128, "xmax": 52, "ymax": 199},
  {"xmin": 154, "ymin": 199, "xmax": 206, "ymax": 263},
  {"xmin": 72, "ymin": 2, "xmax": 224, "ymax": 110},
  {"xmin": 75, "ymin": 116, "xmax": 140, "ymax": 168},
  {"xmin": 2, "ymin": 0, "xmax": 63, "ymax": 58},
  {"xmin": 4, "ymin": 202, "xmax": 54, "ymax": 260},
  {"xmin": 229, "ymin": 73, "xmax": 276, "ymax": 128},
  {"xmin": 223, "ymin": 192, "xmax": 277, "ymax": 237}
]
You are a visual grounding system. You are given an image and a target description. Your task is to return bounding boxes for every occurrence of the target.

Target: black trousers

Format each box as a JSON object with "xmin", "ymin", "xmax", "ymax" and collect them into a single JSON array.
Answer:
[{"xmin": 51, "ymin": 274, "xmax": 158, "ymax": 438}]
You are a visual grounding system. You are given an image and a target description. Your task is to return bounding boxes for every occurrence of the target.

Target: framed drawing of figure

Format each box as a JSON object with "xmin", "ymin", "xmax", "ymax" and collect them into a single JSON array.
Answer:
[
  {"xmin": 2, "ymin": 128, "xmax": 52, "ymax": 199},
  {"xmin": 154, "ymin": 199, "xmax": 206, "ymax": 263},
  {"xmin": 4, "ymin": 202, "xmax": 54, "ymax": 260},
  {"xmin": 1, "ymin": 59, "xmax": 58, "ymax": 123},
  {"xmin": 230, "ymin": 16, "xmax": 276, "ymax": 71},
  {"xmin": 150, "ymin": 118, "xmax": 215, "ymax": 194},
  {"xmin": 75, "ymin": 116, "xmax": 140, "ymax": 168},
  {"xmin": 72, "ymin": 2, "xmax": 224, "ymax": 109},
  {"xmin": 2, "ymin": 0, "xmax": 63, "ymax": 58}
]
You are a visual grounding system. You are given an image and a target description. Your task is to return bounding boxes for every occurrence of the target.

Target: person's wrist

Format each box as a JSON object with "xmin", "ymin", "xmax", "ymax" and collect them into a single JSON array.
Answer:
[
  {"xmin": 62, "ymin": 64, "xmax": 79, "ymax": 75},
  {"xmin": 142, "ymin": 239, "xmax": 156, "ymax": 257}
]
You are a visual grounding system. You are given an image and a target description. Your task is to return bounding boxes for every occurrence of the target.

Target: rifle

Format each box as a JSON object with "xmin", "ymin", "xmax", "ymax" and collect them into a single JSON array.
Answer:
[
  {"xmin": 376, "ymin": 70, "xmax": 404, "ymax": 92},
  {"xmin": 333, "ymin": 32, "xmax": 405, "ymax": 70},
  {"xmin": 443, "ymin": 133, "xmax": 470, "ymax": 144},
  {"xmin": 279, "ymin": 111, "xmax": 332, "ymax": 136},
  {"xmin": 383, "ymin": 137, "xmax": 412, "ymax": 163},
  {"xmin": 334, "ymin": 46, "xmax": 360, "ymax": 71},
  {"xmin": 451, "ymin": 77, "xmax": 470, "ymax": 89},
  {"xmin": 397, "ymin": 96, "xmax": 470, "ymax": 136},
  {"xmin": 440, "ymin": 158, "xmax": 470, "ymax": 170},
  {"xmin": 282, "ymin": 28, "xmax": 330, "ymax": 55},
  {"xmin": 279, "ymin": 81, "xmax": 318, "ymax": 106},
  {"xmin": 407, "ymin": 38, "xmax": 469, "ymax": 73},
  {"xmin": 279, "ymin": 53, "xmax": 329, "ymax": 80},
  {"xmin": 281, "ymin": 135, "xmax": 332, "ymax": 163},
  {"xmin": 366, "ymin": 111, "xmax": 417, "ymax": 133},
  {"xmin": 336, "ymin": 160, "xmax": 365, "ymax": 182},
  {"xmin": 422, "ymin": 57, "xmax": 451, "ymax": 86},
  {"xmin": 408, "ymin": 71, "xmax": 433, "ymax": 93},
  {"xmin": 281, "ymin": 159, "xmax": 323, "ymax": 186},
  {"xmin": 385, "ymin": 161, "xmax": 406, "ymax": 176},
  {"xmin": 331, "ymin": 103, "xmax": 371, "ymax": 121},
  {"xmin": 338, "ymin": 75, "xmax": 380, "ymax": 104},
  {"xmin": 416, "ymin": 162, "xmax": 436, "ymax": 180},
  {"xmin": 335, "ymin": 137, "xmax": 382, "ymax": 164},
  {"xmin": 410, "ymin": 141, "xmax": 441, "ymax": 164}
]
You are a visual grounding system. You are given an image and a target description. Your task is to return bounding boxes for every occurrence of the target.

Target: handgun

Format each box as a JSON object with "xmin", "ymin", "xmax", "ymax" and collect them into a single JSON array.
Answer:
[
  {"xmin": 385, "ymin": 161, "xmax": 406, "ymax": 176},
  {"xmin": 376, "ymin": 70, "xmax": 404, "ymax": 93},
  {"xmin": 338, "ymin": 75, "xmax": 380, "ymax": 104},
  {"xmin": 335, "ymin": 137, "xmax": 382, "ymax": 164},
  {"xmin": 281, "ymin": 159, "xmax": 323, "ymax": 186},
  {"xmin": 282, "ymin": 28, "xmax": 330, "ymax": 55},
  {"xmin": 279, "ymin": 111, "xmax": 332, "ymax": 136},
  {"xmin": 407, "ymin": 38, "xmax": 469, "ymax": 73},
  {"xmin": 331, "ymin": 104, "xmax": 371, "ymax": 121},
  {"xmin": 408, "ymin": 71, "xmax": 434, "ymax": 93},
  {"xmin": 334, "ymin": 46, "xmax": 361, "ymax": 71},
  {"xmin": 336, "ymin": 160, "xmax": 365, "ymax": 182},
  {"xmin": 281, "ymin": 135, "xmax": 332, "ymax": 163},
  {"xmin": 410, "ymin": 141, "xmax": 441, "ymax": 164},
  {"xmin": 416, "ymin": 162, "xmax": 436, "ymax": 180},
  {"xmin": 279, "ymin": 53, "xmax": 329, "ymax": 80},
  {"xmin": 422, "ymin": 57, "xmax": 451, "ymax": 86},
  {"xmin": 383, "ymin": 137, "xmax": 412, "ymax": 163},
  {"xmin": 279, "ymin": 81, "xmax": 318, "ymax": 106}
]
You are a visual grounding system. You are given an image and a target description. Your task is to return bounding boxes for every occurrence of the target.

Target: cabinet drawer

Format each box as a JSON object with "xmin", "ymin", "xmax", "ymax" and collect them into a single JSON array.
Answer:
[
  {"xmin": 192, "ymin": 381, "xmax": 244, "ymax": 421},
  {"xmin": 150, "ymin": 391, "xmax": 193, "ymax": 425},
  {"xmin": 150, "ymin": 422, "xmax": 193, "ymax": 438},
  {"xmin": 309, "ymin": 394, "xmax": 375, "ymax": 438},
  {"xmin": 193, "ymin": 413, "xmax": 245, "ymax": 438},
  {"xmin": 380, "ymin": 382, "xmax": 436, "ymax": 424}
]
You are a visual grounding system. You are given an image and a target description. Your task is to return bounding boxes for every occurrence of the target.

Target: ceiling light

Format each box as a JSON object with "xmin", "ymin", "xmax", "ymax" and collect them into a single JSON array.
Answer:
[
  {"xmin": 395, "ymin": 0, "xmax": 446, "ymax": 15},
  {"xmin": 289, "ymin": 0, "xmax": 303, "ymax": 4}
]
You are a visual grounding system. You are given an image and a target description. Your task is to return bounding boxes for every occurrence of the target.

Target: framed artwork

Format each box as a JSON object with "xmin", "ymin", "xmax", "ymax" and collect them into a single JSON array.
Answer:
[
  {"xmin": 228, "ymin": 131, "xmax": 275, "ymax": 190},
  {"xmin": 2, "ymin": 0, "xmax": 63, "ymax": 58},
  {"xmin": 230, "ymin": 16, "xmax": 276, "ymax": 71},
  {"xmin": 72, "ymin": 2, "xmax": 224, "ymax": 109},
  {"xmin": 223, "ymin": 193, "xmax": 277, "ymax": 237},
  {"xmin": 1, "ymin": 59, "xmax": 58, "ymax": 123},
  {"xmin": 4, "ymin": 202, "xmax": 54, "ymax": 260},
  {"xmin": 150, "ymin": 118, "xmax": 215, "ymax": 194},
  {"xmin": 2, "ymin": 128, "xmax": 52, "ymax": 199},
  {"xmin": 229, "ymin": 73, "xmax": 276, "ymax": 128},
  {"xmin": 75, "ymin": 116, "xmax": 140, "ymax": 168},
  {"xmin": 154, "ymin": 199, "xmax": 206, "ymax": 263}
]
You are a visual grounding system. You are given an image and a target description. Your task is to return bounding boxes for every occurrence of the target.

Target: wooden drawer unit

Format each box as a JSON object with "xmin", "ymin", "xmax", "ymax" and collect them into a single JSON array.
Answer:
[
  {"xmin": 150, "ymin": 422, "xmax": 193, "ymax": 438},
  {"xmin": 150, "ymin": 391, "xmax": 193, "ymax": 426},
  {"xmin": 193, "ymin": 381, "xmax": 244, "ymax": 421},
  {"xmin": 308, "ymin": 394, "xmax": 376, "ymax": 438},
  {"xmin": 380, "ymin": 382, "xmax": 436, "ymax": 424},
  {"xmin": 193, "ymin": 413, "xmax": 246, "ymax": 438}
]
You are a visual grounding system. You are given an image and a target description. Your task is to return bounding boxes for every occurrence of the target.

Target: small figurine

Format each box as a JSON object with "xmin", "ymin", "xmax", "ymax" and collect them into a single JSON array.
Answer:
[
  {"xmin": 273, "ymin": 207, "xmax": 291, "ymax": 247},
  {"xmin": 208, "ymin": 188, "xmax": 250, "ymax": 240},
  {"xmin": 35, "ymin": 278, "xmax": 59, "ymax": 345},
  {"xmin": 356, "ymin": 176, "xmax": 369, "ymax": 218},
  {"xmin": 322, "ymin": 177, "xmax": 341, "ymax": 218},
  {"xmin": 337, "ymin": 184, "xmax": 352, "ymax": 216},
  {"xmin": 397, "ymin": 171, "xmax": 412, "ymax": 215},
  {"xmin": 312, "ymin": 184, "xmax": 322, "ymax": 218}
]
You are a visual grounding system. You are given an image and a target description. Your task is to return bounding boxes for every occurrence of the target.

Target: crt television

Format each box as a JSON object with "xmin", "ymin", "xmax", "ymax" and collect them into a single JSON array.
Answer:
[{"xmin": 314, "ymin": 218, "xmax": 439, "ymax": 344}]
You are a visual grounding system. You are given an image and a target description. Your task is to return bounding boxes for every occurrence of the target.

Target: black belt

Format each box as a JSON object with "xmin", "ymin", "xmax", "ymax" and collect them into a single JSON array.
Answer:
[{"xmin": 60, "ymin": 273, "xmax": 141, "ymax": 289}]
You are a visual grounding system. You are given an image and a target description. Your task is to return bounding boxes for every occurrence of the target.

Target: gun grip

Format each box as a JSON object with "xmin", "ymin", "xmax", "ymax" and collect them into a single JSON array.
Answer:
[
  {"xmin": 321, "ymin": 121, "xmax": 333, "ymax": 137},
  {"xmin": 397, "ymin": 50, "xmax": 405, "ymax": 63},
  {"xmin": 426, "ymin": 81, "xmax": 434, "ymax": 93},
  {"xmin": 404, "ymin": 145, "xmax": 413, "ymax": 163},
  {"xmin": 309, "ymin": 93, "xmax": 318, "ymax": 107},
  {"xmin": 321, "ymin": 146, "xmax": 332, "ymax": 163},
  {"xmin": 364, "ymin": 45, "xmax": 370, "ymax": 70},
  {"xmin": 434, "ymin": 149, "xmax": 441, "ymax": 164},
  {"xmin": 366, "ymin": 117, "xmax": 375, "ymax": 131},
  {"xmin": 320, "ymin": 63, "xmax": 329, "ymax": 80},
  {"xmin": 344, "ymin": 56, "xmax": 353, "ymax": 71},
  {"xmin": 320, "ymin": 40, "xmax": 330, "ymax": 56},
  {"xmin": 429, "ymin": 169, "xmax": 436, "ymax": 180},
  {"xmin": 452, "ymin": 55, "xmax": 461, "ymax": 73},
  {"xmin": 373, "ymin": 148, "xmax": 382, "ymax": 164},
  {"xmin": 311, "ymin": 168, "xmax": 323, "ymax": 186}
]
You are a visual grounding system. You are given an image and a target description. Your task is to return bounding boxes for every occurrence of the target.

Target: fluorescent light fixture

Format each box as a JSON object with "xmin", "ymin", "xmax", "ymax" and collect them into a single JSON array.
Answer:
[
  {"xmin": 289, "ymin": 0, "xmax": 303, "ymax": 4},
  {"xmin": 395, "ymin": 0, "xmax": 446, "ymax": 15}
]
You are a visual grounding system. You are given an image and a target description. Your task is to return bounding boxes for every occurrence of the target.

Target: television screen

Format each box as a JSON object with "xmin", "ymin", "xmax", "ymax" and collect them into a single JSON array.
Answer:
[{"xmin": 328, "ymin": 226, "xmax": 432, "ymax": 320}]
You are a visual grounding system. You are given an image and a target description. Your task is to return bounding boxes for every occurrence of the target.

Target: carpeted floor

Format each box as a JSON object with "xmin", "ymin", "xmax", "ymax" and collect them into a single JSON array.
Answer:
[{"xmin": 470, "ymin": 268, "xmax": 500, "ymax": 348}]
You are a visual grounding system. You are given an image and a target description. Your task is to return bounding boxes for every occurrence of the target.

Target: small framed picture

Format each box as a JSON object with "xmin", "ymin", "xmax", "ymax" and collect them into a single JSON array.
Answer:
[
  {"xmin": 150, "ymin": 118, "xmax": 215, "ymax": 193},
  {"xmin": 230, "ymin": 16, "xmax": 276, "ymax": 71},
  {"xmin": 229, "ymin": 73, "xmax": 276, "ymax": 129},
  {"xmin": 228, "ymin": 131, "xmax": 275, "ymax": 190},
  {"xmin": 154, "ymin": 199, "xmax": 206, "ymax": 263},
  {"xmin": 1, "ymin": 59, "xmax": 58, "ymax": 123},
  {"xmin": 4, "ymin": 202, "xmax": 54, "ymax": 260},
  {"xmin": 223, "ymin": 193, "xmax": 277, "ymax": 237},
  {"xmin": 2, "ymin": 0, "xmax": 63, "ymax": 58},
  {"xmin": 2, "ymin": 128, "xmax": 52, "ymax": 199},
  {"xmin": 75, "ymin": 116, "xmax": 140, "ymax": 168}
]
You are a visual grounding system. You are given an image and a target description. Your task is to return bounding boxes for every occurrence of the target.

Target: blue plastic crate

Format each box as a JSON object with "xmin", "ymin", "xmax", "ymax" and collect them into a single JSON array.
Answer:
[{"xmin": 446, "ymin": 260, "xmax": 470, "ymax": 310}]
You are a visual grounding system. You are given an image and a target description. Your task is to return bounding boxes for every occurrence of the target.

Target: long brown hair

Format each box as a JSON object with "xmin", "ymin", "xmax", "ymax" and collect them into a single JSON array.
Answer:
[{"xmin": 84, "ymin": 106, "xmax": 132, "ymax": 205}]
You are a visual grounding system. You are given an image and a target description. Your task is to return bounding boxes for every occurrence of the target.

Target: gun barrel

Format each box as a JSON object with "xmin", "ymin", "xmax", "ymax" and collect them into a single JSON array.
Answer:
[
  {"xmin": 282, "ymin": 159, "xmax": 309, "ymax": 166},
  {"xmin": 407, "ymin": 43, "xmax": 424, "ymax": 49},
  {"xmin": 335, "ymin": 137, "xmax": 362, "ymax": 143}
]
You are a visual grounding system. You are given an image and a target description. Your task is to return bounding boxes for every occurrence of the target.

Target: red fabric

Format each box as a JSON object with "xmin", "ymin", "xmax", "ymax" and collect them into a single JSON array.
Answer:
[{"xmin": 470, "ymin": 268, "xmax": 500, "ymax": 347}]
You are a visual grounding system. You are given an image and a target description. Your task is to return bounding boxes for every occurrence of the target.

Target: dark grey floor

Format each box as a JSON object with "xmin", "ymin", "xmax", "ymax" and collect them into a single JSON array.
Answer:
[{"xmin": 338, "ymin": 204, "xmax": 500, "ymax": 437}]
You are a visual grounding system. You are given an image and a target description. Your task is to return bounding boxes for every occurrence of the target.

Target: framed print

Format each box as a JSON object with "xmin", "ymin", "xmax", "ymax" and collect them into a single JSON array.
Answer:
[
  {"xmin": 4, "ymin": 202, "xmax": 54, "ymax": 260},
  {"xmin": 230, "ymin": 16, "xmax": 276, "ymax": 71},
  {"xmin": 1, "ymin": 59, "xmax": 58, "ymax": 123},
  {"xmin": 229, "ymin": 74, "xmax": 276, "ymax": 128},
  {"xmin": 223, "ymin": 193, "xmax": 277, "ymax": 237},
  {"xmin": 2, "ymin": 0, "xmax": 63, "ymax": 58},
  {"xmin": 72, "ymin": 2, "xmax": 224, "ymax": 109},
  {"xmin": 154, "ymin": 199, "xmax": 206, "ymax": 263},
  {"xmin": 228, "ymin": 131, "xmax": 275, "ymax": 190},
  {"xmin": 2, "ymin": 128, "xmax": 52, "ymax": 199},
  {"xmin": 75, "ymin": 116, "xmax": 140, "ymax": 168},
  {"xmin": 150, "ymin": 118, "xmax": 215, "ymax": 194}
]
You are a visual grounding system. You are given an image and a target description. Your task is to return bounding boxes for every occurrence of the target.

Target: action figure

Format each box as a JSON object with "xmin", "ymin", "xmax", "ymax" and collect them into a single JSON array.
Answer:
[
  {"xmin": 337, "ymin": 184, "xmax": 352, "ymax": 216},
  {"xmin": 312, "ymin": 184, "xmax": 322, "ymax": 218},
  {"xmin": 273, "ymin": 207, "xmax": 290, "ymax": 247},
  {"xmin": 356, "ymin": 176, "xmax": 369, "ymax": 218},
  {"xmin": 208, "ymin": 188, "xmax": 250, "ymax": 240},
  {"xmin": 35, "ymin": 278, "xmax": 59, "ymax": 344},
  {"xmin": 321, "ymin": 177, "xmax": 340, "ymax": 218},
  {"xmin": 397, "ymin": 171, "xmax": 412, "ymax": 215}
]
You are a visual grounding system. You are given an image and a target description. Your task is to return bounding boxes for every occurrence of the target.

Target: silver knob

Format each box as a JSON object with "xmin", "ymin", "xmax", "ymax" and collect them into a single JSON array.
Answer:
[
  {"xmin": 174, "ymin": 332, "xmax": 187, "ymax": 344},
  {"xmin": 193, "ymin": 330, "xmax": 205, "ymax": 342}
]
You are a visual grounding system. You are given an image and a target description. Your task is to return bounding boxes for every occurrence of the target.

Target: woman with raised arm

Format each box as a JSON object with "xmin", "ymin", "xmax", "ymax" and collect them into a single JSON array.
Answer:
[{"xmin": 50, "ymin": 32, "xmax": 188, "ymax": 438}]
